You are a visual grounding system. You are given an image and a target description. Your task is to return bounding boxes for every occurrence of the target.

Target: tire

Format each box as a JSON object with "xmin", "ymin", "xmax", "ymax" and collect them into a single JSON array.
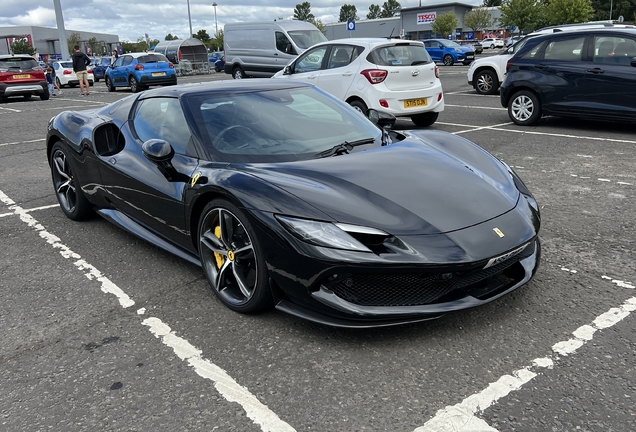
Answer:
[
  {"xmin": 23, "ymin": 94, "xmax": 33, "ymax": 100},
  {"xmin": 69, "ymin": 83, "xmax": 76, "ymax": 88},
  {"xmin": 39, "ymin": 90, "xmax": 49, "ymax": 101},
  {"xmin": 55, "ymin": 77, "xmax": 63, "ymax": 88},
  {"xmin": 508, "ymin": 90, "xmax": 542, "ymax": 126},
  {"xmin": 94, "ymin": 77, "xmax": 100, "ymax": 82},
  {"xmin": 105, "ymin": 76, "xmax": 115, "ymax": 92},
  {"xmin": 490, "ymin": 44, "xmax": 495, "ymax": 49},
  {"xmin": 474, "ymin": 70, "xmax": 498, "ymax": 95},
  {"xmin": 89, "ymin": 81, "xmax": 94, "ymax": 87},
  {"xmin": 50, "ymin": 142, "xmax": 92, "ymax": 220},
  {"xmin": 129, "ymin": 76, "xmax": 140, "ymax": 93},
  {"xmin": 411, "ymin": 112, "xmax": 439, "ymax": 127},
  {"xmin": 198, "ymin": 199, "xmax": 273, "ymax": 314},
  {"xmin": 348, "ymin": 99, "xmax": 368, "ymax": 116},
  {"xmin": 232, "ymin": 66, "xmax": 245, "ymax": 79},
  {"xmin": 443, "ymin": 54, "xmax": 454, "ymax": 66},
  {"xmin": 215, "ymin": 65, "xmax": 220, "ymax": 72}
]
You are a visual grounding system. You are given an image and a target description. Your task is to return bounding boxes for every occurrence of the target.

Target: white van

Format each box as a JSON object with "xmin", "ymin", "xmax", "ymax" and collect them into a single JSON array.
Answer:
[{"xmin": 223, "ymin": 20, "xmax": 327, "ymax": 79}]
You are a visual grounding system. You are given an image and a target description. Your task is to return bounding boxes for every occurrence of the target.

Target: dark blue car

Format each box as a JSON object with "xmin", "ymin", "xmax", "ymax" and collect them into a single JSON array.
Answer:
[
  {"xmin": 422, "ymin": 39, "xmax": 475, "ymax": 66},
  {"xmin": 92, "ymin": 57, "xmax": 113, "ymax": 82}
]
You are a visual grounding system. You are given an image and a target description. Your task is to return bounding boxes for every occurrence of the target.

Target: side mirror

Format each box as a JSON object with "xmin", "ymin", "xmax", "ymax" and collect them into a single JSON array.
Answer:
[
  {"xmin": 283, "ymin": 65, "xmax": 293, "ymax": 75},
  {"xmin": 631, "ymin": 57, "xmax": 636, "ymax": 67},
  {"xmin": 367, "ymin": 109, "xmax": 396, "ymax": 131},
  {"xmin": 142, "ymin": 139, "xmax": 177, "ymax": 181}
]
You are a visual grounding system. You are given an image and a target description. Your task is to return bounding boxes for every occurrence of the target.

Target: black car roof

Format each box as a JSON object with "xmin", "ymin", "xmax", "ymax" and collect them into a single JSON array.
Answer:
[{"xmin": 138, "ymin": 79, "xmax": 313, "ymax": 99}]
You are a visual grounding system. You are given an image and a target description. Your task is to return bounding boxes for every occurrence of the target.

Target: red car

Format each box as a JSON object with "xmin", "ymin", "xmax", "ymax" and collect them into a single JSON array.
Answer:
[{"xmin": 0, "ymin": 54, "xmax": 48, "ymax": 101}]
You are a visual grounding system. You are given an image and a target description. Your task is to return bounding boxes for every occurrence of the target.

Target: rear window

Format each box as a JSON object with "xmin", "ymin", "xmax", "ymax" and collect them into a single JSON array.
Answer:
[
  {"xmin": 59, "ymin": 62, "xmax": 73, "ymax": 68},
  {"xmin": 138, "ymin": 54, "xmax": 169, "ymax": 64},
  {"xmin": 367, "ymin": 44, "xmax": 432, "ymax": 67},
  {"xmin": 0, "ymin": 57, "xmax": 38, "ymax": 72}
]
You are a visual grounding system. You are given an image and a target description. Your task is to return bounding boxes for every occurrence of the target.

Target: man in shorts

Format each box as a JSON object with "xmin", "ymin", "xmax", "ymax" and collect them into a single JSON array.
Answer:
[{"xmin": 72, "ymin": 45, "xmax": 91, "ymax": 96}]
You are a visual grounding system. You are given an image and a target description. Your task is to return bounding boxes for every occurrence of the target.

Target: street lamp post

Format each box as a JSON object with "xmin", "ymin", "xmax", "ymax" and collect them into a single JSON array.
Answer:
[
  {"xmin": 213, "ymin": 2, "xmax": 218, "ymax": 36},
  {"xmin": 187, "ymin": 0, "xmax": 193, "ymax": 38}
]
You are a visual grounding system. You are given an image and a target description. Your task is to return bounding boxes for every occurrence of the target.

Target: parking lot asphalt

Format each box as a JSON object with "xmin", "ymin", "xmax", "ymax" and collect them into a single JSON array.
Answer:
[{"xmin": 1, "ymin": 59, "xmax": 635, "ymax": 432}]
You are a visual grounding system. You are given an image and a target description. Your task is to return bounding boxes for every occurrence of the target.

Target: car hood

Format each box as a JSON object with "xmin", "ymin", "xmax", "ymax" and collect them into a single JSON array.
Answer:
[{"xmin": 244, "ymin": 132, "xmax": 519, "ymax": 235}]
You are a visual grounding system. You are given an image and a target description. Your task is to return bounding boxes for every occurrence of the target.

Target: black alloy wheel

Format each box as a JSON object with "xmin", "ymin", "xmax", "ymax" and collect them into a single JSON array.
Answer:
[
  {"xmin": 443, "ymin": 54, "xmax": 454, "ymax": 66},
  {"xmin": 50, "ymin": 142, "xmax": 91, "ymax": 220},
  {"xmin": 198, "ymin": 200, "xmax": 272, "ymax": 313},
  {"xmin": 105, "ymin": 76, "xmax": 115, "ymax": 92},
  {"xmin": 129, "ymin": 76, "xmax": 140, "ymax": 93},
  {"xmin": 475, "ymin": 70, "xmax": 498, "ymax": 95}
]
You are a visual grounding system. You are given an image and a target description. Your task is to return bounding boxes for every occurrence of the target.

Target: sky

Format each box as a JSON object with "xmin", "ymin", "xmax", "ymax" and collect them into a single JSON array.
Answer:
[{"xmin": 0, "ymin": 0, "xmax": 479, "ymax": 42}]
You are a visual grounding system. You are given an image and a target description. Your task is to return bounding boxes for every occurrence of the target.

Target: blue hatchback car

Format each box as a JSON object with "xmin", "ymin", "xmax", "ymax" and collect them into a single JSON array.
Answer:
[
  {"xmin": 422, "ymin": 39, "xmax": 475, "ymax": 66},
  {"xmin": 104, "ymin": 52, "xmax": 177, "ymax": 93},
  {"xmin": 92, "ymin": 56, "xmax": 113, "ymax": 82}
]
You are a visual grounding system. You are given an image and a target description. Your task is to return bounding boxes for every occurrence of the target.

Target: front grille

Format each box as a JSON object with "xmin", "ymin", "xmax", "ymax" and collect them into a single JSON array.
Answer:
[{"xmin": 323, "ymin": 254, "xmax": 523, "ymax": 307}]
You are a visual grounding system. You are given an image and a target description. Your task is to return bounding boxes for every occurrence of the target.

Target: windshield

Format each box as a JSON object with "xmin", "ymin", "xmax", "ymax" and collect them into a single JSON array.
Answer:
[
  {"xmin": 510, "ymin": 37, "xmax": 532, "ymax": 54},
  {"xmin": 185, "ymin": 86, "xmax": 381, "ymax": 163},
  {"xmin": 288, "ymin": 30, "xmax": 328, "ymax": 50},
  {"xmin": 0, "ymin": 57, "xmax": 38, "ymax": 72},
  {"xmin": 441, "ymin": 40, "xmax": 461, "ymax": 47}
]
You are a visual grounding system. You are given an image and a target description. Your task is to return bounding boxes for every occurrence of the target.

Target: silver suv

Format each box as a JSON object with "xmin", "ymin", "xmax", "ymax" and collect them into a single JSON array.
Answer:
[{"xmin": 467, "ymin": 21, "xmax": 636, "ymax": 95}]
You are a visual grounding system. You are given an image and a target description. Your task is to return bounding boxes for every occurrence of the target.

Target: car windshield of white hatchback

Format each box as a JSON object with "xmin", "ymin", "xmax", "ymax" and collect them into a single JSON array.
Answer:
[
  {"xmin": 368, "ymin": 44, "xmax": 432, "ymax": 66},
  {"xmin": 186, "ymin": 86, "xmax": 381, "ymax": 162},
  {"xmin": 0, "ymin": 57, "xmax": 38, "ymax": 72},
  {"xmin": 288, "ymin": 30, "xmax": 328, "ymax": 49}
]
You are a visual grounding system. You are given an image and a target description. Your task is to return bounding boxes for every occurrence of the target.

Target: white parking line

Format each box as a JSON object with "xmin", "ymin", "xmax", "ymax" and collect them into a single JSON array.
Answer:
[
  {"xmin": 0, "ymin": 138, "xmax": 45, "ymax": 147},
  {"xmin": 445, "ymin": 104, "xmax": 506, "ymax": 110},
  {"xmin": 0, "ymin": 203, "xmax": 59, "ymax": 218},
  {"xmin": 0, "ymin": 188, "xmax": 296, "ymax": 432},
  {"xmin": 415, "ymin": 294, "xmax": 636, "ymax": 431},
  {"xmin": 0, "ymin": 106, "xmax": 22, "ymax": 113}
]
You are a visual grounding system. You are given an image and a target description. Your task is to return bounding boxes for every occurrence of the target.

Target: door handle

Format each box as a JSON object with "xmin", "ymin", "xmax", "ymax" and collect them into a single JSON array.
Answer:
[
  {"xmin": 306, "ymin": 76, "xmax": 316, "ymax": 79},
  {"xmin": 342, "ymin": 72, "xmax": 353, "ymax": 76},
  {"xmin": 586, "ymin": 68, "xmax": 604, "ymax": 74}
]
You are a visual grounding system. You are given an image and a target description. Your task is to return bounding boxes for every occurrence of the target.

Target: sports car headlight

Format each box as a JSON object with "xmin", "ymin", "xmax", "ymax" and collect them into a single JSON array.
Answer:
[
  {"xmin": 276, "ymin": 216, "xmax": 385, "ymax": 252},
  {"xmin": 501, "ymin": 161, "xmax": 540, "ymax": 214},
  {"xmin": 454, "ymin": 48, "xmax": 463, "ymax": 53}
]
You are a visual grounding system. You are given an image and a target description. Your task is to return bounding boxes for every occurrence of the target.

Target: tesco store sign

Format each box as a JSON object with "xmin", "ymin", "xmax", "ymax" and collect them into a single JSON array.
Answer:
[{"xmin": 417, "ymin": 12, "xmax": 436, "ymax": 24}]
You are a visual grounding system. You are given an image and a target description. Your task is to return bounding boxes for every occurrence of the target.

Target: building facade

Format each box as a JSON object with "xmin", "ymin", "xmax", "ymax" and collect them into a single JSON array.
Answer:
[
  {"xmin": 0, "ymin": 26, "xmax": 119, "ymax": 59},
  {"xmin": 324, "ymin": 3, "xmax": 507, "ymax": 41}
]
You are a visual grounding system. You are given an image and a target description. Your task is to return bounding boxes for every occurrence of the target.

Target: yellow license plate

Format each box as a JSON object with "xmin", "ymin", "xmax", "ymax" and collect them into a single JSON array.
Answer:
[
  {"xmin": 404, "ymin": 98, "xmax": 428, "ymax": 108},
  {"xmin": 151, "ymin": 72, "xmax": 166, "ymax": 77},
  {"xmin": 13, "ymin": 74, "xmax": 31, "ymax": 79}
]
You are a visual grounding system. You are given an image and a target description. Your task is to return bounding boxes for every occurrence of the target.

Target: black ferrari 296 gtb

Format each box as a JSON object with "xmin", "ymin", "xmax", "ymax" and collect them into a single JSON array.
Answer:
[{"xmin": 47, "ymin": 80, "xmax": 540, "ymax": 327}]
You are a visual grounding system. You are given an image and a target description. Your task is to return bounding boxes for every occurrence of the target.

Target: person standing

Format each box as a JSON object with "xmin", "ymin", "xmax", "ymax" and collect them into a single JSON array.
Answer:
[
  {"xmin": 45, "ymin": 67, "xmax": 57, "ymax": 97},
  {"xmin": 72, "ymin": 45, "xmax": 91, "ymax": 96}
]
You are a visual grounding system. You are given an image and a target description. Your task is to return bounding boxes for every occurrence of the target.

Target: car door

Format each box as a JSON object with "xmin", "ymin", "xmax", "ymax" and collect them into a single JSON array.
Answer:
[
  {"xmin": 584, "ymin": 34, "xmax": 636, "ymax": 120},
  {"xmin": 283, "ymin": 45, "xmax": 329, "ymax": 84},
  {"xmin": 109, "ymin": 56, "xmax": 126, "ymax": 84},
  {"xmin": 521, "ymin": 34, "xmax": 588, "ymax": 116},
  {"xmin": 97, "ymin": 96, "xmax": 200, "ymax": 247},
  {"xmin": 316, "ymin": 44, "xmax": 362, "ymax": 99},
  {"xmin": 425, "ymin": 41, "xmax": 442, "ymax": 62}
]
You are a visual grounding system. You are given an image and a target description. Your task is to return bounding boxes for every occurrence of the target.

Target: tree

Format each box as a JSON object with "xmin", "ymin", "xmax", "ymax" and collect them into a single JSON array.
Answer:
[
  {"xmin": 379, "ymin": 0, "xmax": 401, "ymax": 18},
  {"xmin": 11, "ymin": 39, "xmax": 36, "ymax": 55},
  {"xmin": 87, "ymin": 37, "xmax": 102, "ymax": 55},
  {"xmin": 367, "ymin": 4, "xmax": 382, "ymax": 19},
  {"xmin": 121, "ymin": 41, "xmax": 136, "ymax": 53},
  {"xmin": 339, "ymin": 4, "xmax": 359, "ymax": 22},
  {"xmin": 67, "ymin": 31, "xmax": 82, "ymax": 54},
  {"xmin": 499, "ymin": 0, "xmax": 543, "ymax": 34},
  {"xmin": 463, "ymin": 7, "xmax": 495, "ymax": 32},
  {"xmin": 136, "ymin": 36, "xmax": 149, "ymax": 51},
  {"xmin": 308, "ymin": 18, "xmax": 326, "ymax": 35},
  {"xmin": 431, "ymin": 11, "xmax": 459, "ymax": 38},
  {"xmin": 482, "ymin": 0, "xmax": 502, "ymax": 6},
  {"xmin": 293, "ymin": 2, "xmax": 315, "ymax": 21},
  {"xmin": 149, "ymin": 38, "xmax": 160, "ymax": 49},
  {"xmin": 212, "ymin": 29, "xmax": 224, "ymax": 51},
  {"xmin": 165, "ymin": 33, "xmax": 179, "ymax": 40},
  {"xmin": 546, "ymin": 0, "xmax": 593, "ymax": 25},
  {"xmin": 193, "ymin": 29, "xmax": 211, "ymax": 43}
]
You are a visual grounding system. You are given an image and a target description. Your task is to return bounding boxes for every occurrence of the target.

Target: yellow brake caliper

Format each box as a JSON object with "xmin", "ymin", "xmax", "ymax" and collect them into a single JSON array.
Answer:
[{"xmin": 213, "ymin": 226, "xmax": 225, "ymax": 269}]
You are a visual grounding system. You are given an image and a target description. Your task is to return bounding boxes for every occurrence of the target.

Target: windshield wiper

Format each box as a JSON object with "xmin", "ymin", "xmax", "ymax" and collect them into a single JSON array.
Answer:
[
  {"xmin": 411, "ymin": 60, "xmax": 429, "ymax": 65},
  {"xmin": 314, "ymin": 138, "xmax": 376, "ymax": 158}
]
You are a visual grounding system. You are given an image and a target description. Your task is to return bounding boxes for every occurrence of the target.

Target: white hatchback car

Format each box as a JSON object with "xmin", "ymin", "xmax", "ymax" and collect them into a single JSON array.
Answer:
[
  {"xmin": 273, "ymin": 38, "xmax": 444, "ymax": 127},
  {"xmin": 51, "ymin": 60, "xmax": 94, "ymax": 88},
  {"xmin": 481, "ymin": 38, "xmax": 505, "ymax": 49}
]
